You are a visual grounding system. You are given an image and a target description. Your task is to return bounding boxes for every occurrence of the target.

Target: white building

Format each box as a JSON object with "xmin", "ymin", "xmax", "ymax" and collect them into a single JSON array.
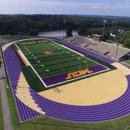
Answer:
[{"xmin": 110, "ymin": 32, "xmax": 117, "ymax": 38}]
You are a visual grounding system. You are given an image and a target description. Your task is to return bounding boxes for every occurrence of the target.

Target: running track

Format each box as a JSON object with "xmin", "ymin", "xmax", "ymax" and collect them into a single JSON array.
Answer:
[{"xmin": 2, "ymin": 37, "xmax": 130, "ymax": 122}]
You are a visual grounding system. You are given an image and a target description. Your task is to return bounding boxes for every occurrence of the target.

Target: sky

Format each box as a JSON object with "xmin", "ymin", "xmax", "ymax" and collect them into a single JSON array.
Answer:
[{"xmin": 0, "ymin": 0, "xmax": 130, "ymax": 16}]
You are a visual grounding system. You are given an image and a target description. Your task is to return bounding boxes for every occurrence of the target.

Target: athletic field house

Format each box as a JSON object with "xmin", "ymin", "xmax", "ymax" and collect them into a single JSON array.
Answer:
[{"xmin": 2, "ymin": 36, "xmax": 130, "ymax": 123}]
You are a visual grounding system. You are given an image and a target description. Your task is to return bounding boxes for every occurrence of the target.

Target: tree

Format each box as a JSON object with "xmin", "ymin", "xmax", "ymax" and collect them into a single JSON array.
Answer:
[
  {"xmin": 115, "ymin": 31, "xmax": 130, "ymax": 44},
  {"xmin": 29, "ymin": 29, "xmax": 39, "ymax": 36},
  {"xmin": 123, "ymin": 39, "xmax": 130, "ymax": 48},
  {"xmin": 104, "ymin": 30, "xmax": 110, "ymax": 41},
  {"xmin": 78, "ymin": 25, "xmax": 87, "ymax": 36},
  {"xmin": 66, "ymin": 26, "xmax": 72, "ymax": 37},
  {"xmin": 0, "ymin": 14, "xmax": 130, "ymax": 36}
]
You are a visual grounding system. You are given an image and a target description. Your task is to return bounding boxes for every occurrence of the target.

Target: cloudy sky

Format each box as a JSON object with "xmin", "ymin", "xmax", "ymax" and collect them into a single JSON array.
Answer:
[{"xmin": 0, "ymin": 0, "xmax": 130, "ymax": 16}]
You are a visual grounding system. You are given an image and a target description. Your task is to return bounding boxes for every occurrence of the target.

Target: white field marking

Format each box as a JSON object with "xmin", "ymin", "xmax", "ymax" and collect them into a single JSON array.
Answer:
[
  {"xmin": 51, "ymin": 41, "xmax": 109, "ymax": 70},
  {"xmin": 15, "ymin": 44, "xmax": 47, "ymax": 88},
  {"xmin": 61, "ymin": 45, "xmax": 85, "ymax": 56}
]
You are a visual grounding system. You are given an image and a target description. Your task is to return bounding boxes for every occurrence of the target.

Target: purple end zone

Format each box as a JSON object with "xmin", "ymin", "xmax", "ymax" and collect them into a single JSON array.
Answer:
[
  {"xmin": 14, "ymin": 51, "xmax": 26, "ymax": 67},
  {"xmin": 43, "ymin": 65, "xmax": 107, "ymax": 86}
]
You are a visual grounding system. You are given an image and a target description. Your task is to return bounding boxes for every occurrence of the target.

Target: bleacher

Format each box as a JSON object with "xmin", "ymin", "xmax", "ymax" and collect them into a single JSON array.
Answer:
[
  {"xmin": 66, "ymin": 35, "xmax": 130, "ymax": 61},
  {"xmin": 66, "ymin": 35, "xmax": 96, "ymax": 46},
  {"xmin": 91, "ymin": 43, "xmax": 130, "ymax": 61}
]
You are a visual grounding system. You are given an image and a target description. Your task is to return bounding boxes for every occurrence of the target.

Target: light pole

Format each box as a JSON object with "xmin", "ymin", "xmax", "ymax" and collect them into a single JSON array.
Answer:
[
  {"xmin": 115, "ymin": 43, "xmax": 119, "ymax": 61},
  {"xmin": 63, "ymin": 21, "xmax": 66, "ymax": 40},
  {"xmin": 103, "ymin": 19, "xmax": 107, "ymax": 41},
  {"xmin": 0, "ymin": 37, "xmax": 2, "ymax": 67}
]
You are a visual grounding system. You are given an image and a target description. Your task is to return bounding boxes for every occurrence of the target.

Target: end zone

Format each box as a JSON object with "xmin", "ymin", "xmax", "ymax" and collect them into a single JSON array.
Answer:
[{"xmin": 43, "ymin": 65, "xmax": 108, "ymax": 87}]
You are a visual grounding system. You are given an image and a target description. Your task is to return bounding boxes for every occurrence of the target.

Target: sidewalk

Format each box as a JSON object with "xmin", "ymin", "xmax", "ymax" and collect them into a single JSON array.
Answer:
[{"xmin": 0, "ymin": 51, "xmax": 13, "ymax": 130}]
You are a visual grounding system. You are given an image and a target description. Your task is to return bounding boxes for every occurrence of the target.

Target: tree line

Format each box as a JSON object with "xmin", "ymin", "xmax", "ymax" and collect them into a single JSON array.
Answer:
[
  {"xmin": 0, "ymin": 14, "xmax": 130, "ymax": 47},
  {"xmin": 115, "ymin": 31, "xmax": 130, "ymax": 48},
  {"xmin": 0, "ymin": 14, "xmax": 130, "ymax": 36}
]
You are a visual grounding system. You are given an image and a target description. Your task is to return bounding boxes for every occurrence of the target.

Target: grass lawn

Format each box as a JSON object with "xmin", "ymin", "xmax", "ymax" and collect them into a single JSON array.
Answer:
[
  {"xmin": 0, "ymin": 35, "xmax": 35, "ymax": 42},
  {"xmin": 0, "ymin": 35, "xmax": 21, "ymax": 42},
  {"xmin": 86, "ymin": 55, "xmax": 116, "ymax": 70},
  {"xmin": 4, "ymin": 78, "xmax": 9, "ymax": 87},
  {"xmin": 126, "ymin": 60, "xmax": 130, "ymax": 65},
  {"xmin": 10, "ymin": 44, "xmax": 18, "ymax": 51},
  {"xmin": 21, "ymin": 66, "xmax": 45, "ymax": 92},
  {"xmin": 0, "ymin": 91, "xmax": 4, "ymax": 130}
]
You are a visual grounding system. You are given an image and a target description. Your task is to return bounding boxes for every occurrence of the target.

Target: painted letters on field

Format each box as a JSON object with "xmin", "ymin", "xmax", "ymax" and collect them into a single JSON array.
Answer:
[{"xmin": 66, "ymin": 68, "xmax": 93, "ymax": 80}]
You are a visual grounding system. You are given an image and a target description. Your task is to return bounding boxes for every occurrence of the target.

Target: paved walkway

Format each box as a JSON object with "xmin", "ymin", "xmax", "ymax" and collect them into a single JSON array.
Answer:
[{"xmin": 0, "ymin": 52, "xmax": 13, "ymax": 130}]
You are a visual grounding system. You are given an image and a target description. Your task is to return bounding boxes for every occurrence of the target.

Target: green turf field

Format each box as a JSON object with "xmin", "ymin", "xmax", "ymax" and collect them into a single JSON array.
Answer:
[
  {"xmin": 13, "ymin": 40, "xmax": 112, "ymax": 89},
  {"xmin": 16, "ymin": 41, "xmax": 107, "ymax": 76}
]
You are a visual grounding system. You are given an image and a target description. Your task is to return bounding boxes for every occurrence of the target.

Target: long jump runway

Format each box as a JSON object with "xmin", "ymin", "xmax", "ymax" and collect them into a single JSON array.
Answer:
[{"xmin": 2, "ymin": 38, "xmax": 130, "ymax": 123}]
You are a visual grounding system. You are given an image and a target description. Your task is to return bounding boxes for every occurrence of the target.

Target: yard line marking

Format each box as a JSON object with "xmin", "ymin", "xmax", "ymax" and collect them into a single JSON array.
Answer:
[{"xmin": 52, "ymin": 41, "xmax": 109, "ymax": 70}]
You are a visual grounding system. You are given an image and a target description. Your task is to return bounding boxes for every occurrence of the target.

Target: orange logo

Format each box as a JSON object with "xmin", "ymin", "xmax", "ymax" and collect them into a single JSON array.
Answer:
[
  {"xmin": 66, "ymin": 69, "xmax": 93, "ymax": 80},
  {"xmin": 43, "ymin": 51, "xmax": 53, "ymax": 55}
]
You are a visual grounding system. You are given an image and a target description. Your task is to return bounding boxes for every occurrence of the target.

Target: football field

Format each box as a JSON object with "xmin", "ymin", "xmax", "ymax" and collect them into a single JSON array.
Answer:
[{"xmin": 15, "ymin": 41, "xmax": 109, "ymax": 88}]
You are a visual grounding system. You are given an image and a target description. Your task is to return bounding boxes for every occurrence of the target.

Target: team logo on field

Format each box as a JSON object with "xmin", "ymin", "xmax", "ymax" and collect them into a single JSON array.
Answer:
[
  {"xmin": 66, "ymin": 68, "xmax": 93, "ymax": 80},
  {"xmin": 43, "ymin": 51, "xmax": 53, "ymax": 55}
]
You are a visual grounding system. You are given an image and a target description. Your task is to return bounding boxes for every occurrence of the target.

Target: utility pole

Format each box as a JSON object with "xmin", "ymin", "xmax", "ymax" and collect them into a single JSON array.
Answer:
[
  {"xmin": 103, "ymin": 19, "xmax": 107, "ymax": 41},
  {"xmin": 115, "ymin": 43, "xmax": 119, "ymax": 61},
  {"xmin": 63, "ymin": 21, "xmax": 66, "ymax": 39}
]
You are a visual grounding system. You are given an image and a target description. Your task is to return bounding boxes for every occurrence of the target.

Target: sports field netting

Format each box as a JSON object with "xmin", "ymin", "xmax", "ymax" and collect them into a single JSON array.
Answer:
[{"xmin": 15, "ymin": 41, "xmax": 109, "ymax": 87}]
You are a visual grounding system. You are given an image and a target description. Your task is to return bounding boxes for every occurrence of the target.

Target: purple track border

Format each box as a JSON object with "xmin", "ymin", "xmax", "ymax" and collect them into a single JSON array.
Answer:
[
  {"xmin": 3, "ymin": 45, "xmax": 41, "ymax": 122},
  {"xmin": 3, "ymin": 37, "xmax": 130, "ymax": 123},
  {"xmin": 14, "ymin": 51, "xmax": 26, "ymax": 67}
]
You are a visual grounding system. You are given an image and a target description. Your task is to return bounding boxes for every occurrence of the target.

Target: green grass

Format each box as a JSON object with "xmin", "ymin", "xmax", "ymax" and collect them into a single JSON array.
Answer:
[
  {"xmin": 86, "ymin": 55, "xmax": 116, "ymax": 70},
  {"xmin": 0, "ymin": 35, "xmax": 38, "ymax": 42},
  {"xmin": 0, "ymin": 35, "xmax": 21, "ymax": 41},
  {"xmin": 4, "ymin": 78, "xmax": 9, "ymax": 87},
  {"xmin": 10, "ymin": 44, "xmax": 18, "ymax": 51},
  {"xmin": 0, "ymin": 92, "xmax": 4, "ymax": 130},
  {"xmin": 6, "ymin": 87, "xmax": 21, "ymax": 129},
  {"xmin": 21, "ymin": 66, "xmax": 45, "ymax": 92},
  {"xmin": 126, "ymin": 60, "xmax": 130, "ymax": 65}
]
